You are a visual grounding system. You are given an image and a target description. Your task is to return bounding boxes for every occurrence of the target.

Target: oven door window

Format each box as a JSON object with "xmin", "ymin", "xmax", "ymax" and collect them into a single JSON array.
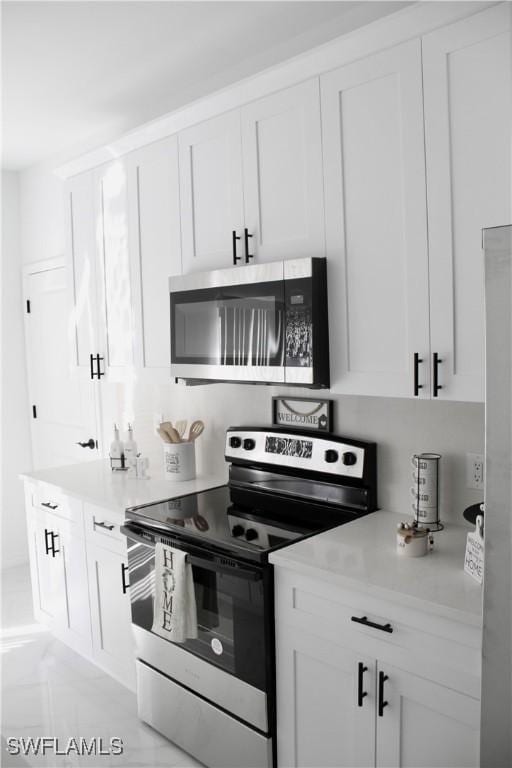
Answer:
[
  {"xmin": 171, "ymin": 281, "xmax": 285, "ymax": 367},
  {"xmin": 127, "ymin": 539, "xmax": 267, "ymax": 690}
]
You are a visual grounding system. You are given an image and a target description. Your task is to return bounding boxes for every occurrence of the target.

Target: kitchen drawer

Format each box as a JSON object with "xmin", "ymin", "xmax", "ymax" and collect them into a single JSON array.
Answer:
[
  {"xmin": 32, "ymin": 482, "xmax": 82, "ymax": 525},
  {"xmin": 275, "ymin": 568, "xmax": 481, "ymax": 697},
  {"xmin": 84, "ymin": 503, "xmax": 127, "ymax": 555}
]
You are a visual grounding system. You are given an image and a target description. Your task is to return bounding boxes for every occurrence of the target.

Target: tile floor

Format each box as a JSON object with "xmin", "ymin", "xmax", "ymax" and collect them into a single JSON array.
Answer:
[{"xmin": 1, "ymin": 564, "xmax": 203, "ymax": 768}]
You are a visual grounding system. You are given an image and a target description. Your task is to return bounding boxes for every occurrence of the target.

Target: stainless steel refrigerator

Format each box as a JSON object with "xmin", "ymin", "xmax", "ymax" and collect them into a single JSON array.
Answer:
[{"xmin": 481, "ymin": 224, "xmax": 512, "ymax": 766}]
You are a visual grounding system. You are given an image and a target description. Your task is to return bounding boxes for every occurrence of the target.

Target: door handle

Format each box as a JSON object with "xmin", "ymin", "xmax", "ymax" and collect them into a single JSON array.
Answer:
[
  {"xmin": 232, "ymin": 231, "xmax": 241, "ymax": 265},
  {"xmin": 433, "ymin": 352, "xmax": 442, "ymax": 397},
  {"xmin": 244, "ymin": 228, "xmax": 254, "ymax": 263},
  {"xmin": 357, "ymin": 662, "xmax": 368, "ymax": 707},
  {"xmin": 121, "ymin": 563, "xmax": 130, "ymax": 594},
  {"xmin": 378, "ymin": 671, "xmax": 389, "ymax": 717},
  {"xmin": 76, "ymin": 438, "xmax": 96, "ymax": 449},
  {"xmin": 413, "ymin": 352, "xmax": 423, "ymax": 396},
  {"xmin": 50, "ymin": 532, "xmax": 60, "ymax": 557}
]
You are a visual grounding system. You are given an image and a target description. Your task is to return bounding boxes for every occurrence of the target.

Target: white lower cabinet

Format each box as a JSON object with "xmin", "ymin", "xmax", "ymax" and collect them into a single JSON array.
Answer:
[
  {"xmin": 275, "ymin": 569, "xmax": 480, "ymax": 768},
  {"xmin": 87, "ymin": 541, "xmax": 135, "ymax": 691},
  {"xmin": 25, "ymin": 482, "xmax": 135, "ymax": 690}
]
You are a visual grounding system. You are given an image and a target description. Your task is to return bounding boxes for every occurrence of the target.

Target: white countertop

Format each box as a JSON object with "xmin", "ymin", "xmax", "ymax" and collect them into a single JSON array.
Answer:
[
  {"xmin": 270, "ymin": 510, "xmax": 483, "ymax": 626},
  {"xmin": 21, "ymin": 460, "xmax": 228, "ymax": 513}
]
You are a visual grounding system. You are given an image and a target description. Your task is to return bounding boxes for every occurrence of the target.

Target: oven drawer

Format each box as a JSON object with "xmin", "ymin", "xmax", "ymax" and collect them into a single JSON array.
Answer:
[{"xmin": 136, "ymin": 660, "xmax": 272, "ymax": 768}]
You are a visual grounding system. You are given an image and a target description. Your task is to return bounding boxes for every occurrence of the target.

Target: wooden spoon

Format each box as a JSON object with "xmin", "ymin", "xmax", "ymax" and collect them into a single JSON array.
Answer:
[
  {"xmin": 156, "ymin": 426, "xmax": 172, "ymax": 444},
  {"xmin": 188, "ymin": 420, "xmax": 205, "ymax": 442},
  {"xmin": 161, "ymin": 422, "xmax": 181, "ymax": 443}
]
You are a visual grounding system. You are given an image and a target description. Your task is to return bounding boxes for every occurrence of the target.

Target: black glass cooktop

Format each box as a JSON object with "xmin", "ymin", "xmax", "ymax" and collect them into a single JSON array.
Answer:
[{"xmin": 124, "ymin": 484, "xmax": 346, "ymax": 562}]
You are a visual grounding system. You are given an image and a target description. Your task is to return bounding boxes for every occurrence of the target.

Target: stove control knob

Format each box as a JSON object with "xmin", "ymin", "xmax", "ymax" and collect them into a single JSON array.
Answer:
[
  {"xmin": 243, "ymin": 438, "xmax": 256, "ymax": 451},
  {"xmin": 324, "ymin": 449, "xmax": 339, "ymax": 463},
  {"xmin": 232, "ymin": 525, "xmax": 245, "ymax": 538},
  {"xmin": 245, "ymin": 528, "xmax": 258, "ymax": 542},
  {"xmin": 229, "ymin": 436, "xmax": 242, "ymax": 448},
  {"xmin": 342, "ymin": 451, "xmax": 357, "ymax": 466}
]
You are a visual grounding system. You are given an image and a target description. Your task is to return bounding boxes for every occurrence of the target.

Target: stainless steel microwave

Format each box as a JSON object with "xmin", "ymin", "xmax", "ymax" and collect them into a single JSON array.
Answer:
[{"xmin": 169, "ymin": 257, "xmax": 330, "ymax": 387}]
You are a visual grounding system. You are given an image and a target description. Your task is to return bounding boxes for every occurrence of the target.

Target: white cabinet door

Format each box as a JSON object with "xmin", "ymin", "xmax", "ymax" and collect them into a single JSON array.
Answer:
[
  {"xmin": 376, "ymin": 663, "xmax": 480, "ymax": 768},
  {"xmin": 321, "ymin": 39, "xmax": 430, "ymax": 398},
  {"xmin": 28, "ymin": 511, "xmax": 66, "ymax": 626},
  {"xmin": 95, "ymin": 159, "xmax": 135, "ymax": 380},
  {"xmin": 423, "ymin": 4, "xmax": 511, "ymax": 402},
  {"xmin": 65, "ymin": 171, "xmax": 100, "ymax": 380},
  {"xmin": 179, "ymin": 110, "xmax": 244, "ymax": 273},
  {"xmin": 57, "ymin": 519, "xmax": 92, "ymax": 656},
  {"xmin": 241, "ymin": 79, "xmax": 325, "ymax": 263},
  {"xmin": 128, "ymin": 136, "xmax": 181, "ymax": 380},
  {"xmin": 276, "ymin": 627, "xmax": 375, "ymax": 768},
  {"xmin": 87, "ymin": 544, "xmax": 135, "ymax": 690}
]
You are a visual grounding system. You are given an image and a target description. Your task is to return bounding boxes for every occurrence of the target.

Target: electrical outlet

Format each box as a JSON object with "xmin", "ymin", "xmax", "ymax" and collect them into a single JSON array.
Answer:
[{"xmin": 466, "ymin": 453, "xmax": 484, "ymax": 490}]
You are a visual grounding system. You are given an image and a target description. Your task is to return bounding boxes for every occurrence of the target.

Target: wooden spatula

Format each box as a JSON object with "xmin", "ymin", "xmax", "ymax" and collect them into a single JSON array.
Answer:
[{"xmin": 188, "ymin": 420, "xmax": 205, "ymax": 442}]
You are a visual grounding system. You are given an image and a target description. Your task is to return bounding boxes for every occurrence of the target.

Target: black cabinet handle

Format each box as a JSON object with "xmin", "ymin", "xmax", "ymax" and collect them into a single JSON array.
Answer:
[
  {"xmin": 433, "ymin": 352, "xmax": 442, "ymax": 397},
  {"xmin": 90, "ymin": 353, "xmax": 95, "ymax": 380},
  {"xmin": 351, "ymin": 615, "xmax": 393, "ymax": 634},
  {"xmin": 357, "ymin": 662, "xmax": 368, "ymax": 707},
  {"xmin": 90, "ymin": 354, "xmax": 105, "ymax": 379},
  {"xmin": 121, "ymin": 563, "xmax": 130, "ymax": 594},
  {"xmin": 44, "ymin": 528, "xmax": 52, "ymax": 555},
  {"xmin": 413, "ymin": 352, "xmax": 423, "ymax": 396},
  {"xmin": 232, "ymin": 231, "xmax": 241, "ymax": 265},
  {"xmin": 94, "ymin": 520, "xmax": 115, "ymax": 532},
  {"xmin": 378, "ymin": 671, "xmax": 389, "ymax": 717},
  {"xmin": 41, "ymin": 501, "xmax": 58, "ymax": 510},
  {"xmin": 51, "ymin": 532, "xmax": 60, "ymax": 557},
  {"xmin": 244, "ymin": 228, "xmax": 254, "ymax": 263},
  {"xmin": 77, "ymin": 438, "xmax": 96, "ymax": 449}
]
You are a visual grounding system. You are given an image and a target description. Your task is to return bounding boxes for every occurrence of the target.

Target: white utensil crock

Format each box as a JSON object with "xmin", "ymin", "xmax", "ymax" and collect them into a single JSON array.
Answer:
[{"xmin": 163, "ymin": 442, "xmax": 196, "ymax": 482}]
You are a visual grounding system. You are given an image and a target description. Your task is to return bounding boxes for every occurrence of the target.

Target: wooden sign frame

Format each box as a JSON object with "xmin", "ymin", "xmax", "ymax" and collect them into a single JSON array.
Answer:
[{"xmin": 272, "ymin": 396, "xmax": 333, "ymax": 432}]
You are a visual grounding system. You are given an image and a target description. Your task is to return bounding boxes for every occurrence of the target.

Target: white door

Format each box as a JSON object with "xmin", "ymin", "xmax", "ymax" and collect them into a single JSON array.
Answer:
[
  {"xmin": 88, "ymin": 544, "xmax": 135, "ymax": 690},
  {"xmin": 95, "ymin": 159, "xmax": 135, "ymax": 380},
  {"xmin": 128, "ymin": 136, "xmax": 182, "ymax": 381},
  {"xmin": 376, "ymin": 663, "xmax": 480, "ymax": 768},
  {"xmin": 321, "ymin": 39, "xmax": 430, "ymax": 398},
  {"xmin": 24, "ymin": 262, "xmax": 100, "ymax": 468},
  {"xmin": 423, "ymin": 4, "xmax": 511, "ymax": 402},
  {"xmin": 179, "ymin": 110, "xmax": 244, "ymax": 273},
  {"xmin": 241, "ymin": 79, "xmax": 325, "ymax": 263},
  {"xmin": 65, "ymin": 171, "xmax": 100, "ymax": 381},
  {"xmin": 276, "ymin": 628, "xmax": 375, "ymax": 768}
]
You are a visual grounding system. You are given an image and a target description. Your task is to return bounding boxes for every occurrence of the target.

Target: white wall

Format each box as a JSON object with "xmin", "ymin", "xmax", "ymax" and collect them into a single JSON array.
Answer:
[{"xmin": 1, "ymin": 171, "xmax": 32, "ymax": 568}]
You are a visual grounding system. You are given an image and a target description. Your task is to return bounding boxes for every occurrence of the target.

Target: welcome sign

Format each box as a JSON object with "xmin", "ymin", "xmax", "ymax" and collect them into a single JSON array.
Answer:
[{"xmin": 272, "ymin": 397, "xmax": 333, "ymax": 432}]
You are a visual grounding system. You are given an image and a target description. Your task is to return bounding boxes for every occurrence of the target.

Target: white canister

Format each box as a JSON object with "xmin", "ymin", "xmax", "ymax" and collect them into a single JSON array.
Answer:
[
  {"xmin": 163, "ymin": 442, "xmax": 196, "ymax": 482},
  {"xmin": 396, "ymin": 523, "xmax": 431, "ymax": 557}
]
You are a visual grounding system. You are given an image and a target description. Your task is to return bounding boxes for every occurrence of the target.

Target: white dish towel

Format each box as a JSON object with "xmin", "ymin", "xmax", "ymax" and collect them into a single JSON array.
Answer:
[{"xmin": 151, "ymin": 543, "xmax": 198, "ymax": 643}]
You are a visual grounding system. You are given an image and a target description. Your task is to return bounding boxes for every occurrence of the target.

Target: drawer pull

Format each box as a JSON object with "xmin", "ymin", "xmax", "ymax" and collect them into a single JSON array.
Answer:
[
  {"xmin": 378, "ymin": 671, "xmax": 389, "ymax": 717},
  {"xmin": 41, "ymin": 501, "xmax": 59, "ymax": 510},
  {"xmin": 351, "ymin": 615, "xmax": 393, "ymax": 633},
  {"xmin": 94, "ymin": 520, "xmax": 115, "ymax": 532},
  {"xmin": 357, "ymin": 662, "xmax": 368, "ymax": 707},
  {"xmin": 121, "ymin": 563, "xmax": 130, "ymax": 594}
]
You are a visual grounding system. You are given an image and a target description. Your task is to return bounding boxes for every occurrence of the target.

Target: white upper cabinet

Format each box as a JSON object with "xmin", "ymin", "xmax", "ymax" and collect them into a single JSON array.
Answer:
[
  {"xmin": 179, "ymin": 110, "xmax": 244, "ymax": 273},
  {"xmin": 241, "ymin": 79, "xmax": 325, "ymax": 263},
  {"xmin": 321, "ymin": 40, "xmax": 430, "ymax": 398},
  {"xmin": 95, "ymin": 159, "xmax": 134, "ymax": 379},
  {"xmin": 65, "ymin": 171, "xmax": 100, "ymax": 380},
  {"xmin": 423, "ymin": 4, "xmax": 511, "ymax": 402},
  {"xmin": 127, "ymin": 137, "xmax": 182, "ymax": 379}
]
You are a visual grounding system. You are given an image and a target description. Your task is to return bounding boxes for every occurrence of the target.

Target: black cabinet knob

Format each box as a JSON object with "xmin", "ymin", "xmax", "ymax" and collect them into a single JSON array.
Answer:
[
  {"xmin": 342, "ymin": 451, "xmax": 357, "ymax": 466},
  {"xmin": 324, "ymin": 449, "xmax": 339, "ymax": 463},
  {"xmin": 229, "ymin": 436, "xmax": 242, "ymax": 448},
  {"xmin": 232, "ymin": 525, "xmax": 245, "ymax": 538},
  {"xmin": 243, "ymin": 438, "xmax": 256, "ymax": 450},
  {"xmin": 245, "ymin": 528, "xmax": 258, "ymax": 542}
]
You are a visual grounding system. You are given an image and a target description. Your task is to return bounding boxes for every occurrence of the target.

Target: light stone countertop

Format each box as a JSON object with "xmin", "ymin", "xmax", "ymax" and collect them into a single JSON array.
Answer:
[
  {"xmin": 270, "ymin": 509, "xmax": 483, "ymax": 627},
  {"xmin": 21, "ymin": 459, "xmax": 228, "ymax": 514}
]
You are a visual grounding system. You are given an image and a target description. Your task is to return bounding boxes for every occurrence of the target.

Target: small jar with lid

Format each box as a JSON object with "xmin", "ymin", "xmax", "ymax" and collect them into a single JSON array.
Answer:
[{"xmin": 396, "ymin": 521, "xmax": 432, "ymax": 557}]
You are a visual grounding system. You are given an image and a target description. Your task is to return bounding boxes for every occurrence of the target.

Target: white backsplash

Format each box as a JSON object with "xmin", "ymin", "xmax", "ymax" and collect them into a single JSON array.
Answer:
[{"xmin": 101, "ymin": 379, "xmax": 484, "ymax": 525}]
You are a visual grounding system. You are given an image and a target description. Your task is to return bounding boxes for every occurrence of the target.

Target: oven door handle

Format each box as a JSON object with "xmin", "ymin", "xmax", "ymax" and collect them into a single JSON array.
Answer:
[{"xmin": 121, "ymin": 522, "xmax": 263, "ymax": 582}]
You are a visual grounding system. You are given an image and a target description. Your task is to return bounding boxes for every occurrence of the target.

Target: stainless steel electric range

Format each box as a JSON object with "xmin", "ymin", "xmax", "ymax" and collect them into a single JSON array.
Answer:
[{"xmin": 121, "ymin": 426, "xmax": 377, "ymax": 768}]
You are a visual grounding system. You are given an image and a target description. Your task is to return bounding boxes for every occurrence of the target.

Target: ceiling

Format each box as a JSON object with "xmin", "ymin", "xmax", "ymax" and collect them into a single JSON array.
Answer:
[{"xmin": 1, "ymin": 1, "xmax": 408, "ymax": 171}]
